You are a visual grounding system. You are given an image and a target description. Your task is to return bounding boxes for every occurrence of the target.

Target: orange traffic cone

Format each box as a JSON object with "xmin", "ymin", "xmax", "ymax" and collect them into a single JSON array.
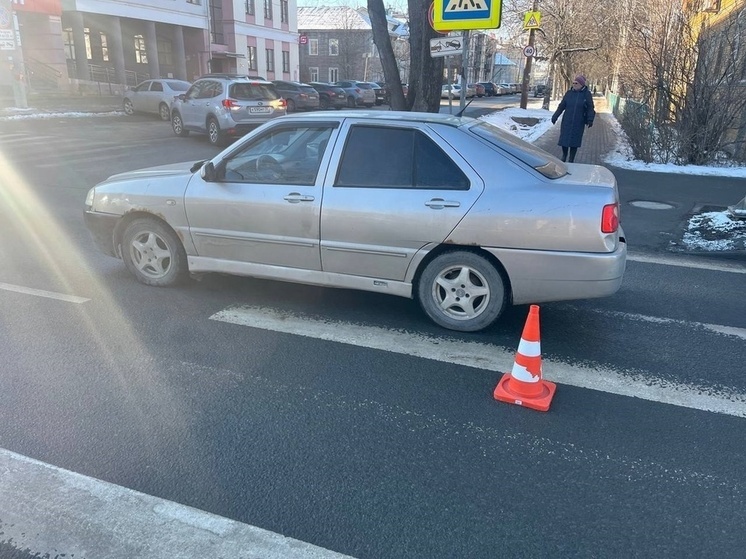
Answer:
[{"xmin": 494, "ymin": 305, "xmax": 556, "ymax": 412}]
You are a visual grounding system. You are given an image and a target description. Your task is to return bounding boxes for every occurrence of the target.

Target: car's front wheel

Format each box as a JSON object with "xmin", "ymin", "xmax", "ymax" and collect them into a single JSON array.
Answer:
[
  {"xmin": 158, "ymin": 103, "xmax": 170, "ymax": 121},
  {"xmin": 417, "ymin": 251, "xmax": 507, "ymax": 332},
  {"xmin": 172, "ymin": 112, "xmax": 189, "ymax": 137},
  {"xmin": 121, "ymin": 218, "xmax": 188, "ymax": 287},
  {"xmin": 123, "ymin": 99, "xmax": 134, "ymax": 115}
]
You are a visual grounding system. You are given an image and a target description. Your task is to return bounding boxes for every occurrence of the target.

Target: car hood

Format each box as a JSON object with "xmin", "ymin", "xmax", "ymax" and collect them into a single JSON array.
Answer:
[{"xmin": 101, "ymin": 161, "xmax": 196, "ymax": 185}]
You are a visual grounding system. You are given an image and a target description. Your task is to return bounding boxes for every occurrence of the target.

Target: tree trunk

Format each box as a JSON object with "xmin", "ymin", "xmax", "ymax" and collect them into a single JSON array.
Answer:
[
  {"xmin": 407, "ymin": 0, "xmax": 444, "ymax": 112},
  {"xmin": 367, "ymin": 0, "xmax": 405, "ymax": 109}
]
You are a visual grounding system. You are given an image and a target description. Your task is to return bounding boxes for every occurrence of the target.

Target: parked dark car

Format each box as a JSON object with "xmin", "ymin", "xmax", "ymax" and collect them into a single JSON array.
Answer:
[
  {"xmin": 534, "ymin": 84, "xmax": 551, "ymax": 97},
  {"xmin": 271, "ymin": 80, "xmax": 320, "ymax": 112},
  {"xmin": 478, "ymin": 82, "xmax": 499, "ymax": 97},
  {"xmin": 309, "ymin": 82, "xmax": 347, "ymax": 110},
  {"xmin": 333, "ymin": 80, "xmax": 376, "ymax": 108}
]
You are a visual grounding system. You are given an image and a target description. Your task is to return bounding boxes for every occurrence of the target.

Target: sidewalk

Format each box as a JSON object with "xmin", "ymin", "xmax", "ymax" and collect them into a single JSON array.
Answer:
[
  {"xmin": 0, "ymin": 92, "xmax": 122, "ymax": 114},
  {"xmin": 533, "ymin": 94, "xmax": 616, "ymax": 165}
]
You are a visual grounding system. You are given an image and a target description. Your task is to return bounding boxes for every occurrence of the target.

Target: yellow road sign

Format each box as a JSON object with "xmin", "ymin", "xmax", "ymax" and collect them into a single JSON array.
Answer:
[{"xmin": 523, "ymin": 11, "xmax": 541, "ymax": 30}]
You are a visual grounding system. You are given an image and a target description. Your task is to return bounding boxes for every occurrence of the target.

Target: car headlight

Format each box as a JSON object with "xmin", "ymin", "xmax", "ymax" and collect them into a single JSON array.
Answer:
[{"xmin": 85, "ymin": 187, "xmax": 95, "ymax": 208}]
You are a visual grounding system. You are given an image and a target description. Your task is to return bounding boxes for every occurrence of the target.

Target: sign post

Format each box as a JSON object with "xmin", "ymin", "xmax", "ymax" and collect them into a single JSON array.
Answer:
[{"xmin": 519, "ymin": 2, "xmax": 540, "ymax": 109}]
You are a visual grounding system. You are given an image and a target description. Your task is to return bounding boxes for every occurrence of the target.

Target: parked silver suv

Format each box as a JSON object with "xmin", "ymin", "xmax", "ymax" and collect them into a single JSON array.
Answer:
[{"xmin": 171, "ymin": 74, "xmax": 287, "ymax": 145}]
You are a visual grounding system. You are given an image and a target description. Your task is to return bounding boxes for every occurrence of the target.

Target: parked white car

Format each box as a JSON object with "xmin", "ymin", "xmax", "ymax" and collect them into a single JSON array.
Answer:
[{"xmin": 122, "ymin": 79, "xmax": 192, "ymax": 121}]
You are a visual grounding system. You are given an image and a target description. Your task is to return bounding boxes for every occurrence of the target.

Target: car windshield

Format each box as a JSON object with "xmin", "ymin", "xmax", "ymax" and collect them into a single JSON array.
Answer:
[
  {"xmin": 468, "ymin": 120, "xmax": 567, "ymax": 179},
  {"xmin": 229, "ymin": 83, "xmax": 280, "ymax": 100},
  {"xmin": 166, "ymin": 81, "xmax": 190, "ymax": 91}
]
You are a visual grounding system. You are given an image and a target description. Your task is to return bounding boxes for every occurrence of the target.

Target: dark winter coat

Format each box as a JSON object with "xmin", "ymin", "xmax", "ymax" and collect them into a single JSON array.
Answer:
[{"xmin": 552, "ymin": 86, "xmax": 595, "ymax": 148}]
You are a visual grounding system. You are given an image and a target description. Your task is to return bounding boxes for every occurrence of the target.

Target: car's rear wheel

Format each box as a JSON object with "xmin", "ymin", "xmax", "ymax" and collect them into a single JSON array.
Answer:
[
  {"xmin": 158, "ymin": 103, "xmax": 170, "ymax": 121},
  {"xmin": 319, "ymin": 96, "xmax": 330, "ymax": 110},
  {"xmin": 207, "ymin": 117, "xmax": 224, "ymax": 146},
  {"xmin": 347, "ymin": 96, "xmax": 356, "ymax": 108},
  {"xmin": 171, "ymin": 112, "xmax": 189, "ymax": 137},
  {"xmin": 286, "ymin": 99, "xmax": 296, "ymax": 112},
  {"xmin": 417, "ymin": 251, "xmax": 507, "ymax": 332},
  {"xmin": 123, "ymin": 99, "xmax": 134, "ymax": 115},
  {"xmin": 121, "ymin": 218, "xmax": 188, "ymax": 287}
]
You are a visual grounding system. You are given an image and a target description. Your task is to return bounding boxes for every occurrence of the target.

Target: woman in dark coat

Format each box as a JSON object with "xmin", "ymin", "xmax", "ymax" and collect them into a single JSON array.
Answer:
[{"xmin": 551, "ymin": 75, "xmax": 595, "ymax": 162}]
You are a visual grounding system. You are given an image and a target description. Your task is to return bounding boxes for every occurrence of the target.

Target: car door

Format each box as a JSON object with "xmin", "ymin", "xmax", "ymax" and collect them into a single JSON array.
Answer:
[
  {"xmin": 130, "ymin": 81, "xmax": 151, "ymax": 112},
  {"xmin": 319, "ymin": 122, "xmax": 484, "ymax": 281},
  {"xmin": 146, "ymin": 80, "xmax": 164, "ymax": 114},
  {"xmin": 184, "ymin": 121, "xmax": 339, "ymax": 270}
]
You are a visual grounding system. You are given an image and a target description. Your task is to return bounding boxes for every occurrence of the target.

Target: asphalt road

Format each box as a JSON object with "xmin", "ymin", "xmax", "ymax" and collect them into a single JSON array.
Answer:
[{"xmin": 0, "ymin": 111, "xmax": 745, "ymax": 559}]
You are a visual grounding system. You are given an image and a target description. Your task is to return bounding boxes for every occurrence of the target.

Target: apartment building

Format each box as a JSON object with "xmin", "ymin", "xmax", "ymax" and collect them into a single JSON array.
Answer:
[{"xmin": 8, "ymin": 0, "xmax": 299, "ymax": 94}]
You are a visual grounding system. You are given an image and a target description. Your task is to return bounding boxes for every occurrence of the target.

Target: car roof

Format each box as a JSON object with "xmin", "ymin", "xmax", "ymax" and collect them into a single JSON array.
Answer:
[
  {"xmin": 198, "ymin": 73, "xmax": 271, "ymax": 83},
  {"xmin": 272, "ymin": 110, "xmax": 470, "ymax": 128}
]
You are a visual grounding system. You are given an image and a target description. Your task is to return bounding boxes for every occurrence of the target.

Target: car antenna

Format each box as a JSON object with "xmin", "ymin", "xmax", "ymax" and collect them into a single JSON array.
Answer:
[{"xmin": 455, "ymin": 97, "xmax": 474, "ymax": 118}]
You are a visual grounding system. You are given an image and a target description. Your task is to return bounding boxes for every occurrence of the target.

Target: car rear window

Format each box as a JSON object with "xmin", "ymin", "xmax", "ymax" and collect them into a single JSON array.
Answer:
[
  {"xmin": 356, "ymin": 83, "xmax": 373, "ymax": 89},
  {"xmin": 468, "ymin": 120, "xmax": 567, "ymax": 179},
  {"xmin": 230, "ymin": 83, "xmax": 280, "ymax": 100}
]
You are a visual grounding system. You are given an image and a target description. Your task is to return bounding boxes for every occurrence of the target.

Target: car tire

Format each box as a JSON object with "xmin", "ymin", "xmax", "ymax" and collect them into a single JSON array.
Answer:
[
  {"xmin": 207, "ymin": 117, "xmax": 225, "ymax": 146},
  {"xmin": 158, "ymin": 103, "xmax": 170, "ymax": 121},
  {"xmin": 320, "ymin": 96, "xmax": 330, "ymax": 110},
  {"xmin": 123, "ymin": 99, "xmax": 134, "ymax": 116},
  {"xmin": 417, "ymin": 251, "xmax": 507, "ymax": 332},
  {"xmin": 347, "ymin": 96, "xmax": 356, "ymax": 108},
  {"xmin": 121, "ymin": 218, "xmax": 188, "ymax": 287},
  {"xmin": 171, "ymin": 112, "xmax": 189, "ymax": 137},
  {"xmin": 286, "ymin": 99, "xmax": 296, "ymax": 112}
]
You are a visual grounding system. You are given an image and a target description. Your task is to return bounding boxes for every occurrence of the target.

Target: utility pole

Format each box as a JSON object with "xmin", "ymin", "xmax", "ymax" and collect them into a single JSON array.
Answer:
[
  {"xmin": 460, "ymin": 30, "xmax": 470, "ymax": 111},
  {"xmin": 519, "ymin": 0, "xmax": 539, "ymax": 109}
]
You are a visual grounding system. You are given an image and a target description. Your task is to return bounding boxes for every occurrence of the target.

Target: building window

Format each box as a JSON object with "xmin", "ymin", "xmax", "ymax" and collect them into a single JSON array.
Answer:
[
  {"xmin": 266, "ymin": 48, "xmax": 275, "ymax": 72},
  {"xmin": 282, "ymin": 51, "xmax": 290, "ymax": 73},
  {"xmin": 245, "ymin": 0, "xmax": 255, "ymax": 15},
  {"xmin": 210, "ymin": 0, "xmax": 224, "ymax": 44},
  {"xmin": 329, "ymin": 38, "xmax": 339, "ymax": 56},
  {"xmin": 100, "ymin": 32, "xmax": 109, "ymax": 61},
  {"xmin": 280, "ymin": 0, "xmax": 289, "ymax": 23},
  {"xmin": 84, "ymin": 27, "xmax": 92, "ymax": 60},
  {"xmin": 328, "ymin": 67, "xmax": 338, "ymax": 82},
  {"xmin": 134, "ymin": 34, "xmax": 148, "ymax": 64},
  {"xmin": 63, "ymin": 28, "xmax": 74, "ymax": 59},
  {"xmin": 248, "ymin": 45, "xmax": 257, "ymax": 70},
  {"xmin": 309, "ymin": 39, "xmax": 318, "ymax": 56},
  {"xmin": 309, "ymin": 67, "xmax": 319, "ymax": 81},
  {"xmin": 158, "ymin": 39, "xmax": 173, "ymax": 66},
  {"xmin": 186, "ymin": 0, "xmax": 201, "ymax": 4},
  {"xmin": 264, "ymin": 0, "xmax": 273, "ymax": 20}
]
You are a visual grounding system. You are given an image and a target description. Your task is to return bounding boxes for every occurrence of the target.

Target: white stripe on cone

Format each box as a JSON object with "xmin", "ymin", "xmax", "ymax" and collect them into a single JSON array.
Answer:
[
  {"xmin": 511, "ymin": 362, "xmax": 542, "ymax": 383},
  {"xmin": 516, "ymin": 339, "xmax": 541, "ymax": 357}
]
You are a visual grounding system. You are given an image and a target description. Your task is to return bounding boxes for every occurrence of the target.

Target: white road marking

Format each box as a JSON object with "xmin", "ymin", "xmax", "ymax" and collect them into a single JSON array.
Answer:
[
  {"xmin": 0, "ymin": 281, "xmax": 90, "ymax": 303},
  {"xmin": 627, "ymin": 251, "xmax": 746, "ymax": 274},
  {"xmin": 210, "ymin": 306, "xmax": 746, "ymax": 418},
  {"xmin": 0, "ymin": 447, "xmax": 354, "ymax": 559}
]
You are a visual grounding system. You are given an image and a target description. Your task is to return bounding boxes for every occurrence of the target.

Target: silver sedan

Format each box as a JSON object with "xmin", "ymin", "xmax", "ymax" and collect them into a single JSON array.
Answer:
[
  {"xmin": 122, "ymin": 79, "xmax": 191, "ymax": 121},
  {"xmin": 84, "ymin": 111, "xmax": 626, "ymax": 332}
]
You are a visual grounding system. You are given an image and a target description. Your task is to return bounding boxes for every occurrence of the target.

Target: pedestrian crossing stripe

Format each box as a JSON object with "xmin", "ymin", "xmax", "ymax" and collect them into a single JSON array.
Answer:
[{"xmin": 433, "ymin": 0, "xmax": 502, "ymax": 29}]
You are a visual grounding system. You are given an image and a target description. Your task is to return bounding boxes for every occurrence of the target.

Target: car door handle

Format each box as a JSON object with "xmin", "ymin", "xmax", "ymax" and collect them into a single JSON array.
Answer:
[
  {"xmin": 425, "ymin": 198, "xmax": 460, "ymax": 209},
  {"xmin": 284, "ymin": 193, "xmax": 315, "ymax": 203}
]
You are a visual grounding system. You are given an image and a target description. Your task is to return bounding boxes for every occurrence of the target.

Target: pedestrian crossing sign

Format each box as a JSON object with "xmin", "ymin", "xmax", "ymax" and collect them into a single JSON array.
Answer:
[{"xmin": 433, "ymin": 0, "xmax": 502, "ymax": 31}]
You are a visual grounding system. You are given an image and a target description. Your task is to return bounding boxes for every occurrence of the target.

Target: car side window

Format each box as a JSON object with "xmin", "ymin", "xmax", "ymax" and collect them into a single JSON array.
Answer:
[
  {"xmin": 222, "ymin": 125, "xmax": 335, "ymax": 186},
  {"xmin": 196, "ymin": 81, "xmax": 220, "ymax": 99},
  {"xmin": 134, "ymin": 82, "xmax": 150, "ymax": 92},
  {"xmin": 185, "ymin": 83, "xmax": 202, "ymax": 100},
  {"xmin": 336, "ymin": 126, "xmax": 413, "ymax": 187},
  {"xmin": 150, "ymin": 81, "xmax": 163, "ymax": 92},
  {"xmin": 335, "ymin": 126, "xmax": 468, "ymax": 190}
]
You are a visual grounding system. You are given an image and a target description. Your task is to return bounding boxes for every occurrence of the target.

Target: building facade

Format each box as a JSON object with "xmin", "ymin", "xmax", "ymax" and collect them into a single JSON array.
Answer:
[
  {"xmin": 297, "ymin": 6, "xmax": 408, "ymax": 84},
  {"xmin": 7, "ymin": 0, "xmax": 299, "ymax": 95}
]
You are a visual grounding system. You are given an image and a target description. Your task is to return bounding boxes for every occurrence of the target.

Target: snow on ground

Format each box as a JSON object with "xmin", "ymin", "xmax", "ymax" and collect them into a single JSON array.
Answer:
[{"xmin": 479, "ymin": 106, "xmax": 746, "ymax": 253}]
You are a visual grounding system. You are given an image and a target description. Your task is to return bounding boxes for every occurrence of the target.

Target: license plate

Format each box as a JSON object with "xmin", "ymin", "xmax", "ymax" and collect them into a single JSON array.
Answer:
[{"xmin": 249, "ymin": 107, "xmax": 271, "ymax": 113}]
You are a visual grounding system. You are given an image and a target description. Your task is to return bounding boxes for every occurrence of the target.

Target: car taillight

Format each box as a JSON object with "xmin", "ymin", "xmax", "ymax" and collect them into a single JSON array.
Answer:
[
  {"xmin": 277, "ymin": 99, "xmax": 287, "ymax": 108},
  {"xmin": 222, "ymin": 99, "xmax": 238, "ymax": 109},
  {"xmin": 601, "ymin": 203, "xmax": 619, "ymax": 233},
  {"xmin": 355, "ymin": 88, "xmax": 361, "ymax": 93},
  {"xmin": 299, "ymin": 93, "xmax": 308, "ymax": 98}
]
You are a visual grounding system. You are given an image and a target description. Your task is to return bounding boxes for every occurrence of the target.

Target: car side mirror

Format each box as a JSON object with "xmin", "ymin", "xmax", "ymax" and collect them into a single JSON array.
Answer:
[
  {"xmin": 177, "ymin": 93, "xmax": 186, "ymax": 101},
  {"xmin": 201, "ymin": 161, "xmax": 217, "ymax": 182}
]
